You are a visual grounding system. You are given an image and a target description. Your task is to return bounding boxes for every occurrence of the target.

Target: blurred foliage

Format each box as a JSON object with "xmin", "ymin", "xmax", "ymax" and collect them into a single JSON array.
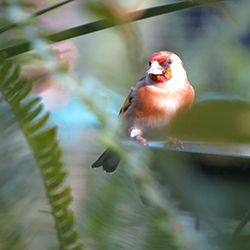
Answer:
[
  {"xmin": 1, "ymin": 0, "xmax": 250, "ymax": 249},
  {"xmin": 0, "ymin": 53, "xmax": 83, "ymax": 249},
  {"xmin": 171, "ymin": 97, "xmax": 250, "ymax": 143}
]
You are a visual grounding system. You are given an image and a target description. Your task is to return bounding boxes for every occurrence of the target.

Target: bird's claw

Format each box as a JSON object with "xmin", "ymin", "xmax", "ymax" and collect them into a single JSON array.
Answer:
[
  {"xmin": 134, "ymin": 135, "xmax": 149, "ymax": 146},
  {"xmin": 165, "ymin": 136, "xmax": 184, "ymax": 149}
]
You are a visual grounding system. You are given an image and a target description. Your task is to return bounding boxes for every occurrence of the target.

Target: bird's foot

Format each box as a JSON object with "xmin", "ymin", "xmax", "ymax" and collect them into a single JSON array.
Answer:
[
  {"xmin": 134, "ymin": 135, "xmax": 148, "ymax": 146},
  {"xmin": 165, "ymin": 136, "xmax": 184, "ymax": 149}
]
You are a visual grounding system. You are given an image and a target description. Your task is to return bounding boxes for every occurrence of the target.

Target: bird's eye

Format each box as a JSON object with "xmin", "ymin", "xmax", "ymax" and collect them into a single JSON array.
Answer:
[
  {"xmin": 149, "ymin": 61, "xmax": 152, "ymax": 66},
  {"xmin": 167, "ymin": 59, "xmax": 172, "ymax": 64}
]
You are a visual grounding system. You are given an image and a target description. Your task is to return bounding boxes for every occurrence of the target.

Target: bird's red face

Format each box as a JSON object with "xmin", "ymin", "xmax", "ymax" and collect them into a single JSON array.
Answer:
[{"xmin": 147, "ymin": 51, "xmax": 173, "ymax": 83}]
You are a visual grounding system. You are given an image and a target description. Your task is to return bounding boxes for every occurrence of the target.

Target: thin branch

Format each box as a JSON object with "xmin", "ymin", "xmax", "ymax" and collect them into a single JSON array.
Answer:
[
  {"xmin": 33, "ymin": 0, "xmax": 74, "ymax": 17},
  {"xmin": 1, "ymin": 0, "xmax": 228, "ymax": 57},
  {"xmin": 48, "ymin": 0, "xmax": 228, "ymax": 42},
  {"xmin": 0, "ymin": 0, "xmax": 75, "ymax": 34}
]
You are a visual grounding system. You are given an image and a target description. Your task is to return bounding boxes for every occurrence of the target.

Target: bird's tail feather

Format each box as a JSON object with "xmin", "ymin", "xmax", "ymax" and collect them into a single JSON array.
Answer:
[{"xmin": 91, "ymin": 148, "xmax": 121, "ymax": 173}]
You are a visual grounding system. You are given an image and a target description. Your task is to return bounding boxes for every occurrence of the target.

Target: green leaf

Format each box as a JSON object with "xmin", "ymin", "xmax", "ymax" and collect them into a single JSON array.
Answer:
[
  {"xmin": 23, "ymin": 103, "xmax": 43, "ymax": 124},
  {"xmin": 170, "ymin": 99, "xmax": 250, "ymax": 143},
  {"xmin": 2, "ymin": 65, "xmax": 20, "ymax": 88},
  {"xmin": 26, "ymin": 112, "xmax": 50, "ymax": 133},
  {"xmin": 56, "ymin": 210, "xmax": 74, "ymax": 225},
  {"xmin": 41, "ymin": 161, "xmax": 63, "ymax": 173},
  {"xmin": 61, "ymin": 230, "xmax": 79, "ymax": 247},
  {"xmin": 39, "ymin": 210, "xmax": 51, "ymax": 214},
  {"xmin": 0, "ymin": 52, "xmax": 7, "ymax": 65},
  {"xmin": 0, "ymin": 57, "xmax": 82, "ymax": 249},
  {"xmin": 5, "ymin": 79, "xmax": 26, "ymax": 99},
  {"xmin": 51, "ymin": 187, "xmax": 72, "ymax": 203},
  {"xmin": 54, "ymin": 196, "xmax": 73, "ymax": 213},
  {"xmin": 32, "ymin": 126, "xmax": 57, "ymax": 142},
  {"xmin": 18, "ymin": 96, "xmax": 41, "ymax": 115},
  {"xmin": 69, "ymin": 244, "xmax": 85, "ymax": 250},
  {"xmin": 57, "ymin": 211, "xmax": 75, "ymax": 234},
  {"xmin": 46, "ymin": 171, "xmax": 67, "ymax": 190},
  {"xmin": 32, "ymin": 138, "xmax": 56, "ymax": 152},
  {"xmin": 43, "ymin": 159, "xmax": 63, "ymax": 179},
  {"xmin": 40, "ymin": 149, "xmax": 62, "ymax": 169},
  {"xmin": 0, "ymin": 61, "xmax": 12, "ymax": 84},
  {"xmin": 55, "ymin": 209, "xmax": 71, "ymax": 222},
  {"xmin": 30, "ymin": 127, "xmax": 58, "ymax": 150},
  {"xmin": 38, "ymin": 142, "xmax": 59, "ymax": 160},
  {"xmin": 9, "ymin": 87, "xmax": 32, "ymax": 106}
]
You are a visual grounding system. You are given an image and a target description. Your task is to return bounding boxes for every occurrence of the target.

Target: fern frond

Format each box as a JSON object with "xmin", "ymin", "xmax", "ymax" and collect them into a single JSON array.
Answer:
[{"xmin": 0, "ymin": 52, "xmax": 83, "ymax": 249}]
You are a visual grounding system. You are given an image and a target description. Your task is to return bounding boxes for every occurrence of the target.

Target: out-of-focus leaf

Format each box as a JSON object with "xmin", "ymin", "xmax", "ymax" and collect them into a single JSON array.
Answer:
[
  {"xmin": 53, "ymin": 195, "xmax": 73, "ymax": 213},
  {"xmin": 18, "ymin": 96, "xmax": 41, "ymax": 115},
  {"xmin": 47, "ymin": 171, "xmax": 67, "ymax": 190},
  {"xmin": 57, "ymin": 213, "xmax": 75, "ymax": 234},
  {"xmin": 51, "ymin": 187, "xmax": 72, "ymax": 203},
  {"xmin": 9, "ymin": 87, "xmax": 32, "ymax": 106},
  {"xmin": 26, "ymin": 112, "xmax": 50, "ymax": 133},
  {"xmin": 170, "ymin": 97, "xmax": 250, "ymax": 143},
  {"xmin": 5, "ymin": 79, "xmax": 26, "ymax": 98},
  {"xmin": 22, "ymin": 103, "xmax": 43, "ymax": 123},
  {"xmin": 3, "ymin": 65, "xmax": 20, "ymax": 87},
  {"xmin": 61, "ymin": 230, "xmax": 79, "ymax": 247},
  {"xmin": 0, "ymin": 54, "xmax": 83, "ymax": 249},
  {"xmin": 0, "ymin": 61, "xmax": 12, "ymax": 82}
]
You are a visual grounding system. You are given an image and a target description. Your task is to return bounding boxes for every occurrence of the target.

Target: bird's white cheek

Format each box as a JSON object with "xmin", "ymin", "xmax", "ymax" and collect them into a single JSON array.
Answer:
[{"xmin": 166, "ymin": 62, "xmax": 186, "ymax": 90}]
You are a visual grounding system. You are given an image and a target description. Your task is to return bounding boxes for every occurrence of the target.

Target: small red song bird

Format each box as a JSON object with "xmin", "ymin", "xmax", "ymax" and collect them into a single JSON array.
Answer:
[{"xmin": 92, "ymin": 51, "xmax": 195, "ymax": 173}]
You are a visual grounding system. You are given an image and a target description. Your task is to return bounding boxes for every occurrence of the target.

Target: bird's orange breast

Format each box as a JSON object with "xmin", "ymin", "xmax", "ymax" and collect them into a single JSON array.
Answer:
[
  {"xmin": 135, "ymin": 86, "xmax": 175, "ymax": 121},
  {"xmin": 134, "ymin": 84, "xmax": 194, "ymax": 124}
]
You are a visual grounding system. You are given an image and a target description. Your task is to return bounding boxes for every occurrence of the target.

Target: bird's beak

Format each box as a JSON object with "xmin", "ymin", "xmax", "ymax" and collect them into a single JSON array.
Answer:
[{"xmin": 147, "ymin": 60, "xmax": 164, "ymax": 75}]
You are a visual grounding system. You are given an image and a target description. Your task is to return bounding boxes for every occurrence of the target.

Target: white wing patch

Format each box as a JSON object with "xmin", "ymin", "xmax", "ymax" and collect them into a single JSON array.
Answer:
[{"xmin": 129, "ymin": 128, "xmax": 142, "ymax": 138}]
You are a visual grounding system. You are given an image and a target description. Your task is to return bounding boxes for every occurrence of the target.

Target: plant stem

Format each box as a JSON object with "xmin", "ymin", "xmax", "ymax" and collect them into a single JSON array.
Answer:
[{"xmin": 1, "ymin": 0, "xmax": 228, "ymax": 57}]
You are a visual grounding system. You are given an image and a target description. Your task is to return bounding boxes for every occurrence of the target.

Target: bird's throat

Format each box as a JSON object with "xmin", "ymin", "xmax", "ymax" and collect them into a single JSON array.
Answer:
[
  {"xmin": 149, "ymin": 74, "xmax": 165, "ymax": 83},
  {"xmin": 149, "ymin": 68, "xmax": 172, "ymax": 83}
]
